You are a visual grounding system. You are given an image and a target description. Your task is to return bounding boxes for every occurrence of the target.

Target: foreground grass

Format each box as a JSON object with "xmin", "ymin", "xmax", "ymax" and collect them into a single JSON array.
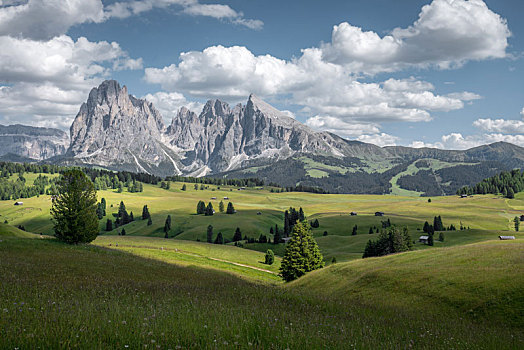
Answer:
[{"xmin": 0, "ymin": 235, "xmax": 523, "ymax": 349}]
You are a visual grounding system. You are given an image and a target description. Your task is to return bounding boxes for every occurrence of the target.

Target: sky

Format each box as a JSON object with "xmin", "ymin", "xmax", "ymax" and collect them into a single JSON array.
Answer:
[{"xmin": 0, "ymin": 0, "xmax": 523, "ymax": 149}]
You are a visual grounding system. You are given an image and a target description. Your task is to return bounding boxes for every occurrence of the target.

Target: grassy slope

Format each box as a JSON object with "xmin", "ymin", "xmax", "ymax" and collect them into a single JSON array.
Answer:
[
  {"xmin": 1, "ymin": 180, "xmax": 522, "ymax": 262},
  {"xmin": 93, "ymin": 235, "xmax": 281, "ymax": 283},
  {"xmin": 0, "ymin": 222, "xmax": 37, "ymax": 238},
  {"xmin": 293, "ymin": 240, "xmax": 524, "ymax": 328},
  {"xmin": 1, "ymin": 235, "xmax": 522, "ymax": 348}
]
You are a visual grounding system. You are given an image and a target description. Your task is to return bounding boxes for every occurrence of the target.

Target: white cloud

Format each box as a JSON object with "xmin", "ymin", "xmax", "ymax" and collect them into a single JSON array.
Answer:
[
  {"xmin": 144, "ymin": 45, "xmax": 474, "ymax": 126},
  {"xmin": 0, "ymin": 0, "xmax": 263, "ymax": 41},
  {"xmin": 0, "ymin": 0, "xmax": 104, "ymax": 40},
  {"xmin": 473, "ymin": 118, "xmax": 524, "ymax": 134},
  {"xmin": 143, "ymin": 91, "xmax": 204, "ymax": 120},
  {"xmin": 357, "ymin": 133, "xmax": 400, "ymax": 147},
  {"xmin": 106, "ymin": 0, "xmax": 263, "ymax": 30},
  {"xmin": 305, "ymin": 115, "xmax": 379, "ymax": 137},
  {"xmin": 321, "ymin": 0, "xmax": 510, "ymax": 73},
  {"xmin": 0, "ymin": 35, "xmax": 142, "ymax": 128},
  {"xmin": 410, "ymin": 133, "xmax": 524, "ymax": 149}
]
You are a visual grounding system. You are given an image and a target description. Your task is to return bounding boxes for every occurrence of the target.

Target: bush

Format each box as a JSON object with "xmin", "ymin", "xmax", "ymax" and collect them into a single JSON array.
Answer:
[{"xmin": 265, "ymin": 249, "xmax": 275, "ymax": 265}]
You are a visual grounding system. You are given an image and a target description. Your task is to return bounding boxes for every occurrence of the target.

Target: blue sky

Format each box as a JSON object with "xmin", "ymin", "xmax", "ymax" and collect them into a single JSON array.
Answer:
[{"xmin": 0, "ymin": 0, "xmax": 523, "ymax": 149}]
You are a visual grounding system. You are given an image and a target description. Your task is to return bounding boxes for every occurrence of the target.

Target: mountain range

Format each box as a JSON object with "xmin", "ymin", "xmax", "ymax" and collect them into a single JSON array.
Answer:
[{"xmin": 1, "ymin": 79, "xmax": 523, "ymax": 195}]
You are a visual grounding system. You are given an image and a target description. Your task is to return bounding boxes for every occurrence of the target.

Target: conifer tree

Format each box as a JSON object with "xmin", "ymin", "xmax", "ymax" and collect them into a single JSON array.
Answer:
[
  {"xmin": 351, "ymin": 225, "xmax": 358, "ymax": 235},
  {"xmin": 147, "ymin": 216, "xmax": 152, "ymax": 226},
  {"xmin": 428, "ymin": 233, "xmax": 434, "ymax": 246},
  {"xmin": 280, "ymin": 221, "xmax": 324, "ymax": 282},
  {"xmin": 121, "ymin": 228, "xmax": 126, "ymax": 236},
  {"xmin": 164, "ymin": 215, "xmax": 172, "ymax": 233},
  {"xmin": 438, "ymin": 232, "xmax": 445, "ymax": 242},
  {"xmin": 207, "ymin": 225, "xmax": 213, "ymax": 243},
  {"xmin": 181, "ymin": 184, "xmax": 186, "ymax": 191},
  {"xmin": 205, "ymin": 202, "xmax": 214, "ymax": 216},
  {"xmin": 142, "ymin": 205, "xmax": 150, "ymax": 220},
  {"xmin": 233, "ymin": 227, "xmax": 242, "ymax": 242},
  {"xmin": 515, "ymin": 216, "xmax": 520, "ymax": 232},
  {"xmin": 369, "ymin": 227, "xmax": 374, "ymax": 234},
  {"xmin": 219, "ymin": 200, "xmax": 225, "ymax": 213},
  {"xmin": 196, "ymin": 201, "xmax": 206, "ymax": 214},
  {"xmin": 226, "ymin": 202, "xmax": 235, "ymax": 214},
  {"xmin": 105, "ymin": 218, "xmax": 113, "ymax": 231},
  {"xmin": 51, "ymin": 169, "xmax": 98, "ymax": 244},
  {"xmin": 274, "ymin": 224, "xmax": 281, "ymax": 244},
  {"xmin": 214, "ymin": 232, "xmax": 224, "ymax": 244}
]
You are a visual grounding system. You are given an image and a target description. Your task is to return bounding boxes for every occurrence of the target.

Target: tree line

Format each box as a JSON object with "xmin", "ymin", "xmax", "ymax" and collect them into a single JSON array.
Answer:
[{"xmin": 457, "ymin": 168, "xmax": 524, "ymax": 199}]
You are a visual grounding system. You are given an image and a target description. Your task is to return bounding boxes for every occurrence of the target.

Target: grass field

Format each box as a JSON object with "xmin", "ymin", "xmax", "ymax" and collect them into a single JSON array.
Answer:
[
  {"xmin": 2, "ymin": 175, "xmax": 524, "ymax": 348},
  {"xmin": 0, "ymin": 233, "xmax": 522, "ymax": 348},
  {"xmin": 1, "ymin": 179, "xmax": 522, "ymax": 263}
]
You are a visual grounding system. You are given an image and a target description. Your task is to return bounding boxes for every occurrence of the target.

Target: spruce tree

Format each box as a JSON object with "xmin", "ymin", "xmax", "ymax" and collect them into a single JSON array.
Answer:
[
  {"xmin": 507, "ymin": 188, "xmax": 515, "ymax": 199},
  {"xmin": 226, "ymin": 202, "xmax": 235, "ymax": 214},
  {"xmin": 233, "ymin": 227, "xmax": 242, "ymax": 242},
  {"xmin": 515, "ymin": 216, "xmax": 520, "ymax": 232},
  {"xmin": 51, "ymin": 169, "xmax": 98, "ymax": 244},
  {"xmin": 196, "ymin": 201, "xmax": 206, "ymax": 215},
  {"xmin": 181, "ymin": 184, "xmax": 186, "ymax": 191},
  {"xmin": 428, "ymin": 233, "xmax": 434, "ymax": 246},
  {"xmin": 274, "ymin": 225, "xmax": 281, "ymax": 244},
  {"xmin": 207, "ymin": 225, "xmax": 213, "ymax": 243},
  {"xmin": 147, "ymin": 216, "xmax": 152, "ymax": 226},
  {"xmin": 280, "ymin": 221, "xmax": 324, "ymax": 282},
  {"xmin": 369, "ymin": 227, "xmax": 373, "ymax": 234},
  {"xmin": 214, "ymin": 232, "xmax": 224, "ymax": 244},
  {"xmin": 219, "ymin": 200, "xmax": 225, "ymax": 213},
  {"xmin": 105, "ymin": 218, "xmax": 113, "ymax": 231},
  {"xmin": 351, "ymin": 225, "xmax": 358, "ymax": 235},
  {"xmin": 438, "ymin": 232, "xmax": 445, "ymax": 242},
  {"xmin": 164, "ymin": 215, "xmax": 172, "ymax": 233},
  {"xmin": 205, "ymin": 202, "xmax": 214, "ymax": 216},
  {"xmin": 142, "ymin": 205, "xmax": 150, "ymax": 220},
  {"xmin": 121, "ymin": 228, "xmax": 126, "ymax": 236}
]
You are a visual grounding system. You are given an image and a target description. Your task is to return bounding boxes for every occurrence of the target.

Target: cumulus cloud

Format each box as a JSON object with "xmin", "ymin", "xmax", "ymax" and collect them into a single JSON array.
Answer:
[
  {"xmin": 473, "ymin": 118, "xmax": 524, "ymax": 134},
  {"xmin": 410, "ymin": 133, "xmax": 524, "ymax": 149},
  {"xmin": 357, "ymin": 133, "xmax": 400, "ymax": 147},
  {"xmin": 0, "ymin": 35, "xmax": 142, "ymax": 127},
  {"xmin": 305, "ymin": 115, "xmax": 379, "ymax": 137},
  {"xmin": 0, "ymin": 0, "xmax": 263, "ymax": 41},
  {"xmin": 321, "ymin": 0, "xmax": 510, "ymax": 73},
  {"xmin": 0, "ymin": 0, "xmax": 104, "ymax": 40},
  {"xmin": 143, "ymin": 91, "xmax": 204, "ymax": 120}
]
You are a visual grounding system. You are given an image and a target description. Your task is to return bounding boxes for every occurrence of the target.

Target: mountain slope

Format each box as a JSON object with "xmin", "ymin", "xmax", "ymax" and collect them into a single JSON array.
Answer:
[{"xmin": 0, "ymin": 124, "xmax": 69, "ymax": 160}]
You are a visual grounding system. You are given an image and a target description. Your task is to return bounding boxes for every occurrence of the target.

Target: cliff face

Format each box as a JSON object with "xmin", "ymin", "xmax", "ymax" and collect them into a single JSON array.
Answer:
[
  {"xmin": 0, "ymin": 124, "xmax": 69, "ymax": 160},
  {"xmin": 68, "ymin": 80, "xmax": 179, "ymax": 175}
]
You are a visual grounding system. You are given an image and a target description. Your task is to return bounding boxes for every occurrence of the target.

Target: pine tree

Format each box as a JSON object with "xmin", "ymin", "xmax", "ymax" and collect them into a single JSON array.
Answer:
[
  {"xmin": 164, "ymin": 215, "xmax": 172, "ymax": 233},
  {"xmin": 507, "ymin": 188, "xmax": 515, "ymax": 199},
  {"xmin": 265, "ymin": 249, "xmax": 275, "ymax": 265},
  {"xmin": 438, "ymin": 232, "xmax": 445, "ymax": 242},
  {"xmin": 219, "ymin": 200, "xmax": 225, "ymax": 213},
  {"xmin": 207, "ymin": 225, "xmax": 213, "ymax": 243},
  {"xmin": 233, "ymin": 227, "xmax": 242, "ymax": 242},
  {"xmin": 196, "ymin": 201, "xmax": 206, "ymax": 215},
  {"xmin": 121, "ymin": 228, "xmax": 126, "ymax": 236},
  {"xmin": 369, "ymin": 227, "xmax": 373, "ymax": 234},
  {"xmin": 280, "ymin": 221, "xmax": 324, "ymax": 282},
  {"xmin": 181, "ymin": 184, "xmax": 186, "ymax": 191},
  {"xmin": 298, "ymin": 207, "xmax": 305, "ymax": 221},
  {"xmin": 105, "ymin": 219, "xmax": 113, "ymax": 231},
  {"xmin": 284, "ymin": 210, "xmax": 290, "ymax": 236},
  {"xmin": 142, "ymin": 205, "xmax": 150, "ymax": 220},
  {"xmin": 129, "ymin": 211, "xmax": 134, "ymax": 222},
  {"xmin": 274, "ymin": 224, "xmax": 281, "ymax": 244},
  {"xmin": 147, "ymin": 216, "xmax": 152, "ymax": 226},
  {"xmin": 515, "ymin": 216, "xmax": 520, "ymax": 232},
  {"xmin": 331, "ymin": 257, "xmax": 337, "ymax": 264},
  {"xmin": 269, "ymin": 226, "xmax": 274, "ymax": 235},
  {"xmin": 101, "ymin": 198, "xmax": 106, "ymax": 216},
  {"xmin": 423, "ymin": 221, "xmax": 430, "ymax": 233},
  {"xmin": 214, "ymin": 232, "xmax": 224, "ymax": 244},
  {"xmin": 205, "ymin": 202, "xmax": 214, "ymax": 216},
  {"xmin": 51, "ymin": 170, "xmax": 98, "ymax": 244},
  {"xmin": 351, "ymin": 225, "xmax": 358, "ymax": 235},
  {"xmin": 428, "ymin": 233, "xmax": 434, "ymax": 246},
  {"xmin": 226, "ymin": 202, "xmax": 235, "ymax": 214}
]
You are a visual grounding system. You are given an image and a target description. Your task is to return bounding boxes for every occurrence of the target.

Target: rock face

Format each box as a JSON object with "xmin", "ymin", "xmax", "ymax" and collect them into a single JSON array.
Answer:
[
  {"xmin": 68, "ymin": 80, "xmax": 179, "ymax": 175},
  {"xmin": 62, "ymin": 80, "xmax": 524, "ymax": 179},
  {"xmin": 0, "ymin": 124, "xmax": 69, "ymax": 160}
]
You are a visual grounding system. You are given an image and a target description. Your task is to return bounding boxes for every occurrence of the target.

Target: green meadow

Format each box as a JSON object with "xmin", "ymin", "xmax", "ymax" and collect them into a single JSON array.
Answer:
[
  {"xmin": 1, "ymin": 177, "xmax": 523, "ymax": 348},
  {"xmin": 1, "ymin": 180, "xmax": 521, "ymax": 263}
]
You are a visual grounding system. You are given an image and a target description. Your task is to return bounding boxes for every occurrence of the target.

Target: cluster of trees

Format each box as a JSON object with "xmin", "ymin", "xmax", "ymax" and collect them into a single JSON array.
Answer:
[
  {"xmin": 280, "ymin": 221, "xmax": 324, "ymax": 282},
  {"xmin": 310, "ymin": 219, "xmax": 320, "ymax": 228},
  {"xmin": 0, "ymin": 173, "xmax": 57, "ymax": 200},
  {"xmin": 284, "ymin": 207, "xmax": 305, "ymax": 237},
  {"xmin": 362, "ymin": 226, "xmax": 413, "ymax": 258},
  {"xmin": 457, "ymin": 169, "xmax": 524, "ymax": 199},
  {"xmin": 142, "ymin": 205, "xmax": 153, "ymax": 226},
  {"xmin": 397, "ymin": 170, "xmax": 443, "ymax": 197},
  {"xmin": 166, "ymin": 175, "xmax": 264, "ymax": 187},
  {"xmin": 514, "ymin": 217, "xmax": 520, "ymax": 232},
  {"xmin": 206, "ymin": 225, "xmax": 225, "ymax": 244},
  {"xmin": 196, "ymin": 201, "xmax": 235, "ymax": 215},
  {"xmin": 105, "ymin": 201, "xmax": 135, "ymax": 232},
  {"xmin": 423, "ymin": 216, "xmax": 456, "ymax": 234}
]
